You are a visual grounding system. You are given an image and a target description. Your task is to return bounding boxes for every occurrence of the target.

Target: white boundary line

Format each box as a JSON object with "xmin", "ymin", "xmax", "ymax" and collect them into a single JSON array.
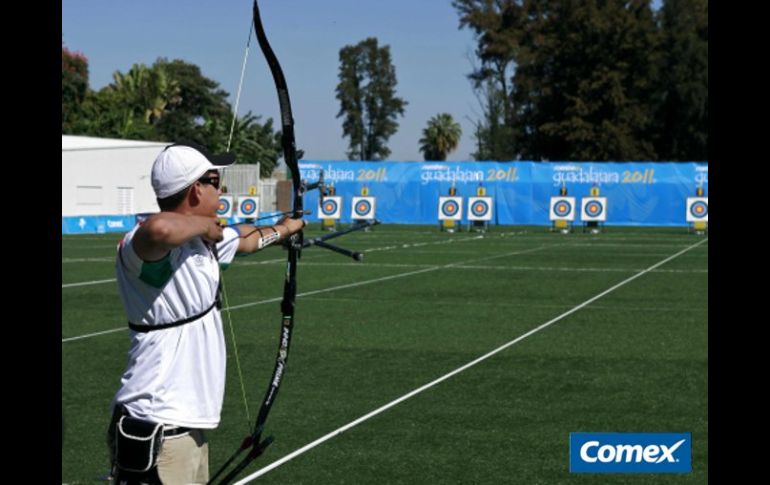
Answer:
[
  {"xmin": 61, "ymin": 259, "xmax": 705, "ymax": 289},
  {"xmin": 62, "ymin": 245, "xmax": 550, "ymax": 343},
  {"xmin": 233, "ymin": 237, "xmax": 708, "ymax": 484},
  {"xmin": 60, "ymin": 235, "xmax": 486, "ymax": 288},
  {"xmin": 301, "ymin": 296, "xmax": 708, "ymax": 313},
  {"xmin": 62, "ymin": 257, "xmax": 115, "ymax": 263},
  {"xmin": 62, "ymin": 278, "xmax": 117, "ymax": 288},
  {"xmin": 452, "ymin": 264, "xmax": 707, "ymax": 273}
]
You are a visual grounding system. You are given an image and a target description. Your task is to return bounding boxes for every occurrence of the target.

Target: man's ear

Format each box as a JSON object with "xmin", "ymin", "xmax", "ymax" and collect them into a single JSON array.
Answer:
[{"xmin": 188, "ymin": 182, "xmax": 203, "ymax": 206}]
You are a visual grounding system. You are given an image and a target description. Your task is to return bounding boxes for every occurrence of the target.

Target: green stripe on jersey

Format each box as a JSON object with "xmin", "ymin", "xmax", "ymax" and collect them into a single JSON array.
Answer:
[{"xmin": 139, "ymin": 254, "xmax": 173, "ymax": 288}]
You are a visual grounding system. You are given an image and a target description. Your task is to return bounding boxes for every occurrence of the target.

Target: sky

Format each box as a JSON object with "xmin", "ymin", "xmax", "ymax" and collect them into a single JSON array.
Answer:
[{"xmin": 62, "ymin": 0, "xmax": 486, "ymax": 162}]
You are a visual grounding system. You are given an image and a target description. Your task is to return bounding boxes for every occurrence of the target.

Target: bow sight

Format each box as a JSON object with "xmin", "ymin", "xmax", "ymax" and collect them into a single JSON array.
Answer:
[{"xmin": 289, "ymin": 169, "xmax": 380, "ymax": 261}]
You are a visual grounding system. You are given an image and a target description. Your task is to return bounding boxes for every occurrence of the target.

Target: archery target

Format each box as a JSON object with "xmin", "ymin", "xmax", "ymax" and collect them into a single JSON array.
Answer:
[
  {"xmin": 217, "ymin": 196, "xmax": 233, "ymax": 217},
  {"xmin": 236, "ymin": 196, "xmax": 259, "ymax": 218},
  {"xmin": 580, "ymin": 197, "xmax": 607, "ymax": 222},
  {"xmin": 438, "ymin": 196, "xmax": 463, "ymax": 220},
  {"xmin": 319, "ymin": 196, "xmax": 342, "ymax": 219},
  {"xmin": 468, "ymin": 197, "xmax": 493, "ymax": 221},
  {"xmin": 351, "ymin": 196, "xmax": 376, "ymax": 219},
  {"xmin": 686, "ymin": 197, "xmax": 708, "ymax": 222},
  {"xmin": 549, "ymin": 197, "xmax": 576, "ymax": 221}
]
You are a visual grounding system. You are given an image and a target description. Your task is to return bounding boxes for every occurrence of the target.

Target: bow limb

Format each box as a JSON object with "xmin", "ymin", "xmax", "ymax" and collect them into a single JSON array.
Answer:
[
  {"xmin": 212, "ymin": 3, "xmax": 380, "ymax": 483},
  {"xmin": 209, "ymin": 2, "xmax": 301, "ymax": 483}
]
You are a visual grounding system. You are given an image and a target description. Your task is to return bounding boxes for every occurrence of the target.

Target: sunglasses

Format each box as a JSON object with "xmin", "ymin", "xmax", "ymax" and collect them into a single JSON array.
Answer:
[{"xmin": 198, "ymin": 176, "xmax": 221, "ymax": 190}]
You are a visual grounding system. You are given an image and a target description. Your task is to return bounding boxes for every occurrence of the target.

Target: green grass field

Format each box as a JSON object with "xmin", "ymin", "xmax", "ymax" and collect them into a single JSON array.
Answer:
[{"xmin": 62, "ymin": 224, "xmax": 708, "ymax": 484}]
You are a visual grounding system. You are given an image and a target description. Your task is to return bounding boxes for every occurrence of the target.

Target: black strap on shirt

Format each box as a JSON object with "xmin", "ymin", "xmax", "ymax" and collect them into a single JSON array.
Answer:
[{"xmin": 128, "ymin": 300, "xmax": 219, "ymax": 333}]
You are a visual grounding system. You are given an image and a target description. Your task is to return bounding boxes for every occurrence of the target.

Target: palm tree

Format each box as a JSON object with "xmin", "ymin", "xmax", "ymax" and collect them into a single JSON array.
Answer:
[
  {"xmin": 110, "ymin": 64, "xmax": 181, "ymax": 125},
  {"xmin": 419, "ymin": 113, "xmax": 462, "ymax": 160}
]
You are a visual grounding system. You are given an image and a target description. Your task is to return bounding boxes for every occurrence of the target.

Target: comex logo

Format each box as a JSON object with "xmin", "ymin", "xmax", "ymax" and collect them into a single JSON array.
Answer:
[
  {"xmin": 570, "ymin": 433, "xmax": 691, "ymax": 473},
  {"xmin": 580, "ymin": 439, "xmax": 685, "ymax": 463}
]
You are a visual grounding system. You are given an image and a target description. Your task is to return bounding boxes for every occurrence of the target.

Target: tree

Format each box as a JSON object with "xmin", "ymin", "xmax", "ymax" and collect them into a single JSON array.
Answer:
[
  {"xmin": 653, "ymin": 0, "xmax": 708, "ymax": 160},
  {"xmin": 62, "ymin": 45, "xmax": 89, "ymax": 133},
  {"xmin": 62, "ymin": 55, "xmax": 282, "ymax": 172},
  {"xmin": 152, "ymin": 58, "xmax": 233, "ymax": 143},
  {"xmin": 455, "ymin": 0, "xmax": 683, "ymax": 161},
  {"xmin": 419, "ymin": 113, "xmax": 463, "ymax": 161},
  {"xmin": 107, "ymin": 63, "xmax": 183, "ymax": 137},
  {"xmin": 453, "ymin": 0, "xmax": 523, "ymax": 160},
  {"xmin": 526, "ymin": 0, "xmax": 661, "ymax": 160},
  {"xmin": 469, "ymin": 79, "xmax": 517, "ymax": 161},
  {"xmin": 335, "ymin": 38, "xmax": 407, "ymax": 160},
  {"xmin": 71, "ymin": 88, "xmax": 157, "ymax": 140}
]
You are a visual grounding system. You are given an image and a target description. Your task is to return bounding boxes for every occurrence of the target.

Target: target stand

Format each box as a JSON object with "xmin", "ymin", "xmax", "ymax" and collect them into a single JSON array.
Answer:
[
  {"xmin": 467, "ymin": 196, "xmax": 492, "ymax": 232},
  {"xmin": 319, "ymin": 196, "xmax": 342, "ymax": 231},
  {"xmin": 580, "ymin": 197, "xmax": 607, "ymax": 234},
  {"xmin": 217, "ymin": 195, "xmax": 234, "ymax": 226},
  {"xmin": 549, "ymin": 196, "xmax": 576, "ymax": 234},
  {"xmin": 351, "ymin": 196, "xmax": 376, "ymax": 232},
  {"xmin": 438, "ymin": 196, "xmax": 463, "ymax": 233},
  {"xmin": 686, "ymin": 197, "xmax": 708, "ymax": 235}
]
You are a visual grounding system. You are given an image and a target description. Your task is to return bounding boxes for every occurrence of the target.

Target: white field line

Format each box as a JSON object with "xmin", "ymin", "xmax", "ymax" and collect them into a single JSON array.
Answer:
[
  {"xmin": 300, "ymin": 296, "xmax": 708, "ymax": 313},
  {"xmin": 62, "ymin": 245, "xmax": 551, "ymax": 343},
  {"xmin": 59, "ymin": 263, "xmax": 705, "ymax": 290},
  {"xmin": 560, "ymin": 242, "xmax": 705, "ymax": 248},
  {"xmin": 233, "ymin": 237, "xmax": 708, "ymax": 484},
  {"xmin": 451, "ymin": 264, "xmax": 707, "ymax": 273},
  {"xmin": 62, "ymin": 237, "xmax": 119, "ymax": 241},
  {"xmin": 492, "ymin": 233, "xmax": 705, "ymax": 241},
  {"xmin": 265, "ymin": 262, "xmax": 706, "ymax": 274},
  {"xmin": 62, "ymin": 278, "xmax": 118, "ymax": 288},
  {"xmin": 62, "ymin": 257, "xmax": 114, "ymax": 264},
  {"xmin": 61, "ymin": 235, "xmax": 486, "ymax": 287},
  {"xmin": 408, "ymin": 250, "xmax": 701, "ymax": 258},
  {"xmin": 61, "ymin": 245, "xmax": 119, "ymax": 249}
]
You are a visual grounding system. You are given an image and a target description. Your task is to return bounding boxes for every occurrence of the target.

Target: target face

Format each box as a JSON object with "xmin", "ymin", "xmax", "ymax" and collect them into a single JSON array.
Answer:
[
  {"xmin": 239, "ymin": 200, "xmax": 257, "ymax": 216},
  {"xmin": 443, "ymin": 201, "xmax": 459, "ymax": 216},
  {"xmin": 580, "ymin": 197, "xmax": 607, "ymax": 222},
  {"xmin": 322, "ymin": 200, "xmax": 338, "ymax": 215},
  {"xmin": 356, "ymin": 200, "xmax": 371, "ymax": 214},
  {"xmin": 690, "ymin": 201, "xmax": 707, "ymax": 218},
  {"xmin": 217, "ymin": 196, "xmax": 233, "ymax": 217},
  {"xmin": 467, "ymin": 197, "xmax": 493, "ymax": 221},
  {"xmin": 350, "ymin": 196, "xmax": 376, "ymax": 219},
  {"xmin": 472, "ymin": 201, "xmax": 488, "ymax": 216},
  {"xmin": 319, "ymin": 196, "xmax": 342, "ymax": 219},
  {"xmin": 555, "ymin": 201, "xmax": 572, "ymax": 217},
  {"xmin": 235, "ymin": 196, "xmax": 259, "ymax": 218},
  {"xmin": 585, "ymin": 201, "xmax": 603, "ymax": 217},
  {"xmin": 438, "ymin": 197, "xmax": 463, "ymax": 220},
  {"xmin": 686, "ymin": 197, "xmax": 708, "ymax": 222},
  {"xmin": 549, "ymin": 197, "xmax": 576, "ymax": 221}
]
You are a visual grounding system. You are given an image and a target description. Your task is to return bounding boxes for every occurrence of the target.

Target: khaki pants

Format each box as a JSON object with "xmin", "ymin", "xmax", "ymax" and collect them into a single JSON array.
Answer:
[{"xmin": 156, "ymin": 429, "xmax": 209, "ymax": 485}]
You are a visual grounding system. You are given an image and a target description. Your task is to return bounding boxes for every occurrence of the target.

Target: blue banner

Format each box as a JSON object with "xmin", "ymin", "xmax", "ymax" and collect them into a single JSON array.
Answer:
[
  {"xmin": 570, "ymin": 432, "xmax": 692, "ymax": 473},
  {"xmin": 62, "ymin": 162, "xmax": 708, "ymax": 233},
  {"xmin": 62, "ymin": 215, "xmax": 136, "ymax": 235},
  {"xmin": 298, "ymin": 161, "xmax": 708, "ymax": 226}
]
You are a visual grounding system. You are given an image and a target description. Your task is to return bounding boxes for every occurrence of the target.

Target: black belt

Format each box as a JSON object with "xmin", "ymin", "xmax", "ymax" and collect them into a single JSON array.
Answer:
[
  {"xmin": 113, "ymin": 405, "xmax": 193, "ymax": 437},
  {"xmin": 163, "ymin": 426, "xmax": 192, "ymax": 437}
]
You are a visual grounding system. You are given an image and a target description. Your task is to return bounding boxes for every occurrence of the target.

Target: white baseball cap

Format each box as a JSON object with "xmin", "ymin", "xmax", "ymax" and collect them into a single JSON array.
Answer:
[{"xmin": 151, "ymin": 143, "xmax": 236, "ymax": 199}]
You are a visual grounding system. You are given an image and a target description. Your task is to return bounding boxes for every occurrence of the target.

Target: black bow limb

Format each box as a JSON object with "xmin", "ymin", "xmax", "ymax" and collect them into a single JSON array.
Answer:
[{"xmin": 209, "ymin": 2, "xmax": 379, "ymax": 484}]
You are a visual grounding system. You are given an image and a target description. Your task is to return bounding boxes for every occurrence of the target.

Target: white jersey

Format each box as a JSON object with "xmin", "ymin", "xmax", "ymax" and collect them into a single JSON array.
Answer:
[{"xmin": 112, "ymin": 224, "xmax": 241, "ymax": 429}]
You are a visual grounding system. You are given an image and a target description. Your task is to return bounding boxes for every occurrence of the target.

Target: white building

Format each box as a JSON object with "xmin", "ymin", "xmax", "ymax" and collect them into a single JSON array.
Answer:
[
  {"xmin": 62, "ymin": 135, "xmax": 268, "ymax": 234},
  {"xmin": 62, "ymin": 135, "xmax": 167, "ymax": 217}
]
